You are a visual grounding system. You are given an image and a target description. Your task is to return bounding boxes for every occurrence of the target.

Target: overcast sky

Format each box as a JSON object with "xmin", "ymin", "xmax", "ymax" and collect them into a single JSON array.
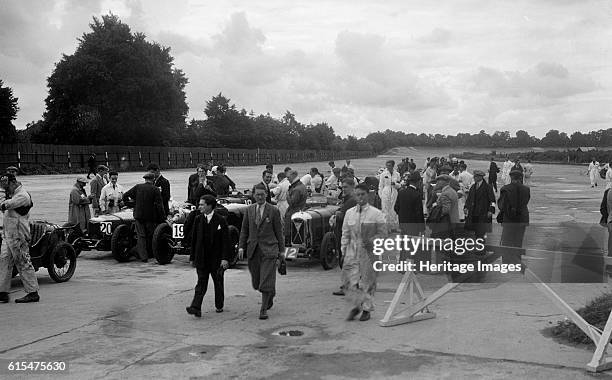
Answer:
[{"xmin": 2, "ymin": 0, "xmax": 611, "ymax": 138}]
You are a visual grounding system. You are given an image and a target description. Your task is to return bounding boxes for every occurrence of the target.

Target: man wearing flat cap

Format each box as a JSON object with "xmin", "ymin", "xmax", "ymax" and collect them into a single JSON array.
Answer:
[
  {"xmin": 68, "ymin": 176, "xmax": 94, "ymax": 234},
  {"xmin": 123, "ymin": 173, "xmax": 166, "ymax": 262},
  {"xmin": 90, "ymin": 165, "xmax": 109, "ymax": 217},
  {"xmin": 395, "ymin": 171, "xmax": 425, "ymax": 263},
  {"xmin": 497, "ymin": 170, "xmax": 530, "ymax": 261},
  {"xmin": 5, "ymin": 166, "xmax": 18, "ymax": 177},
  {"xmin": 0, "ymin": 173, "xmax": 39, "ymax": 303},
  {"xmin": 465, "ymin": 170, "xmax": 496, "ymax": 241}
]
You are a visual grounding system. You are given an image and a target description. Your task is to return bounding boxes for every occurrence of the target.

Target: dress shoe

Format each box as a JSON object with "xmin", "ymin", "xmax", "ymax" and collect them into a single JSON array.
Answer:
[
  {"xmin": 332, "ymin": 289, "xmax": 345, "ymax": 296},
  {"xmin": 0, "ymin": 292, "xmax": 8, "ymax": 303},
  {"xmin": 359, "ymin": 311, "xmax": 371, "ymax": 321},
  {"xmin": 259, "ymin": 310, "xmax": 268, "ymax": 320},
  {"xmin": 346, "ymin": 307, "xmax": 361, "ymax": 321},
  {"xmin": 186, "ymin": 306, "xmax": 201, "ymax": 318},
  {"xmin": 15, "ymin": 292, "xmax": 39, "ymax": 303},
  {"xmin": 216, "ymin": 308, "xmax": 223, "ymax": 313}
]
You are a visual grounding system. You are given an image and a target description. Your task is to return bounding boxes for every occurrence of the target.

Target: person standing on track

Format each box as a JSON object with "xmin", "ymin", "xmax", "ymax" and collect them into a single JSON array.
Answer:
[
  {"xmin": 238, "ymin": 184, "xmax": 285, "ymax": 320},
  {"xmin": 99, "ymin": 171, "xmax": 124, "ymax": 214},
  {"xmin": 87, "ymin": 153, "xmax": 97, "ymax": 179},
  {"xmin": 0, "ymin": 173, "xmax": 39, "ymax": 304},
  {"xmin": 488, "ymin": 158, "xmax": 499, "ymax": 193},
  {"xmin": 68, "ymin": 176, "xmax": 93, "ymax": 233},
  {"xmin": 90, "ymin": 165, "xmax": 109, "ymax": 217},
  {"xmin": 147, "ymin": 163, "xmax": 171, "ymax": 216},
  {"xmin": 589, "ymin": 158, "xmax": 600, "ymax": 188},
  {"xmin": 378, "ymin": 160, "xmax": 401, "ymax": 231},
  {"xmin": 122, "ymin": 172, "xmax": 165, "ymax": 262}
]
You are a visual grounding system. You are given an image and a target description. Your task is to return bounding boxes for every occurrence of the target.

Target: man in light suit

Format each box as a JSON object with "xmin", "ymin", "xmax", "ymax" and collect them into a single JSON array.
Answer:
[{"xmin": 238, "ymin": 183, "xmax": 285, "ymax": 320}]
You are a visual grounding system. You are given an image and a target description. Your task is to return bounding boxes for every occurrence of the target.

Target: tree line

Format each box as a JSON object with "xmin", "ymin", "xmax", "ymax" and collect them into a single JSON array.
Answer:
[{"xmin": 0, "ymin": 14, "xmax": 610, "ymax": 153}]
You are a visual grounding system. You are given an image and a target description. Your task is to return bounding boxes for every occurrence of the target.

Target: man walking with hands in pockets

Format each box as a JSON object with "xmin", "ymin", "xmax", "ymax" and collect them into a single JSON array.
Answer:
[{"xmin": 238, "ymin": 183, "xmax": 285, "ymax": 320}]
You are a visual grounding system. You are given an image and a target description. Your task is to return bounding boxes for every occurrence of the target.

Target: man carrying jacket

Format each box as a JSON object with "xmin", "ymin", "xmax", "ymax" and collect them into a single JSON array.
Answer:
[
  {"xmin": 123, "ymin": 172, "xmax": 165, "ymax": 262},
  {"xmin": 0, "ymin": 173, "xmax": 39, "ymax": 303}
]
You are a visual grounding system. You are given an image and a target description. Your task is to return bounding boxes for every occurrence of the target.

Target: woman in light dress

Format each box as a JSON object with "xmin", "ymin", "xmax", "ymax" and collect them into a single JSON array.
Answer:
[{"xmin": 378, "ymin": 160, "xmax": 401, "ymax": 230}]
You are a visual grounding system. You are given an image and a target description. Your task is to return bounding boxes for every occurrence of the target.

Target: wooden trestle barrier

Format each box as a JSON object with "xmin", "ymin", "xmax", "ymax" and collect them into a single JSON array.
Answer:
[{"xmin": 379, "ymin": 244, "xmax": 612, "ymax": 373}]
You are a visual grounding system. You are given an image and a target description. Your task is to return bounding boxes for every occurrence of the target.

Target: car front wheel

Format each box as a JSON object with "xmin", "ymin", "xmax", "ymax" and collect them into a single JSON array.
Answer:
[
  {"xmin": 111, "ymin": 224, "xmax": 133, "ymax": 262},
  {"xmin": 152, "ymin": 223, "xmax": 174, "ymax": 265},
  {"xmin": 320, "ymin": 231, "xmax": 338, "ymax": 270},
  {"xmin": 47, "ymin": 242, "xmax": 77, "ymax": 282}
]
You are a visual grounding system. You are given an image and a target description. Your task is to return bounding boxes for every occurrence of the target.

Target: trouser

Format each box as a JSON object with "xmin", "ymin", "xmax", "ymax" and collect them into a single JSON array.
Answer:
[
  {"xmin": 607, "ymin": 223, "xmax": 612, "ymax": 257},
  {"xmin": 191, "ymin": 268, "xmax": 224, "ymax": 310},
  {"xmin": 0, "ymin": 237, "xmax": 39, "ymax": 294},
  {"xmin": 248, "ymin": 245, "xmax": 277, "ymax": 296},
  {"xmin": 134, "ymin": 220, "xmax": 156, "ymax": 260},
  {"xmin": 342, "ymin": 249, "xmax": 376, "ymax": 312},
  {"xmin": 500, "ymin": 224, "xmax": 527, "ymax": 264},
  {"xmin": 488, "ymin": 176, "xmax": 497, "ymax": 192},
  {"xmin": 590, "ymin": 173, "xmax": 597, "ymax": 186}
]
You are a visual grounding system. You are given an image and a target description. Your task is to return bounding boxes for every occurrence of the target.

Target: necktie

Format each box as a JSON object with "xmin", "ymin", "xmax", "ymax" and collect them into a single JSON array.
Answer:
[{"xmin": 256, "ymin": 205, "xmax": 262, "ymax": 224}]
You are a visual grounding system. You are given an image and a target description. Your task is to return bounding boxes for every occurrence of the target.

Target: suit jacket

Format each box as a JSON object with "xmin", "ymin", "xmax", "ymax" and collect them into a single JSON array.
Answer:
[
  {"xmin": 154, "ymin": 175, "xmax": 171, "ymax": 215},
  {"xmin": 123, "ymin": 183, "xmax": 165, "ymax": 222},
  {"xmin": 438, "ymin": 185, "xmax": 459, "ymax": 224},
  {"xmin": 498, "ymin": 182, "xmax": 530, "ymax": 224},
  {"xmin": 394, "ymin": 185, "xmax": 425, "ymax": 233},
  {"xmin": 465, "ymin": 181, "xmax": 495, "ymax": 220},
  {"xmin": 90, "ymin": 175, "xmax": 106, "ymax": 210},
  {"xmin": 188, "ymin": 173, "xmax": 200, "ymax": 205},
  {"xmin": 191, "ymin": 212, "xmax": 230, "ymax": 270},
  {"xmin": 239, "ymin": 202, "xmax": 284, "ymax": 259}
]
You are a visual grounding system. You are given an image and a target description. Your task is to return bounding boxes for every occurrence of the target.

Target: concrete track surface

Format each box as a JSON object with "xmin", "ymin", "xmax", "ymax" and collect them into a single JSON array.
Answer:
[{"xmin": 1, "ymin": 154, "xmax": 611, "ymax": 379}]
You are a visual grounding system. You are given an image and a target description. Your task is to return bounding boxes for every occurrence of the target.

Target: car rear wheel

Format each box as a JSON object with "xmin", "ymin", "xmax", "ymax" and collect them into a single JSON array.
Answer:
[
  {"xmin": 153, "ymin": 223, "xmax": 174, "ymax": 265},
  {"xmin": 48, "ymin": 242, "xmax": 77, "ymax": 282},
  {"xmin": 228, "ymin": 226, "xmax": 240, "ymax": 267},
  {"xmin": 320, "ymin": 232, "xmax": 338, "ymax": 270},
  {"xmin": 111, "ymin": 224, "xmax": 133, "ymax": 262}
]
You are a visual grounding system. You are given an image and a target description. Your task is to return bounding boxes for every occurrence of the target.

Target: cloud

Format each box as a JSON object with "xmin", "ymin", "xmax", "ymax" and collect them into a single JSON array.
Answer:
[
  {"xmin": 212, "ymin": 12, "xmax": 266, "ymax": 55},
  {"xmin": 417, "ymin": 28, "xmax": 452, "ymax": 44},
  {"xmin": 472, "ymin": 62, "xmax": 597, "ymax": 99}
]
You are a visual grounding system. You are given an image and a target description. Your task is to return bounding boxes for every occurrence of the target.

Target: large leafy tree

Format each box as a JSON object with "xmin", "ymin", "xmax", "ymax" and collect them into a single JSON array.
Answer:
[
  {"xmin": 0, "ymin": 80, "xmax": 19, "ymax": 144},
  {"xmin": 37, "ymin": 14, "xmax": 188, "ymax": 145}
]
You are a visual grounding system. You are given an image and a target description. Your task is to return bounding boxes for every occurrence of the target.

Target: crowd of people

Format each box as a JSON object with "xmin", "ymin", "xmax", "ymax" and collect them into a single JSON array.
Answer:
[{"xmin": 0, "ymin": 156, "xmax": 533, "ymax": 324}]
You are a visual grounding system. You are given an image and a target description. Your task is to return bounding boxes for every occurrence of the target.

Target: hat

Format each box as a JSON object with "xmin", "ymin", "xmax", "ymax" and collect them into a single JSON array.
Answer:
[
  {"xmin": 509, "ymin": 169, "xmax": 523, "ymax": 178},
  {"xmin": 435, "ymin": 174, "xmax": 452, "ymax": 182},
  {"xmin": 6, "ymin": 166, "xmax": 18, "ymax": 171},
  {"xmin": 97, "ymin": 165, "xmax": 109, "ymax": 171},
  {"xmin": 473, "ymin": 169, "xmax": 486, "ymax": 177},
  {"xmin": 76, "ymin": 176, "xmax": 88, "ymax": 183},
  {"xmin": 143, "ymin": 172, "xmax": 156, "ymax": 179}
]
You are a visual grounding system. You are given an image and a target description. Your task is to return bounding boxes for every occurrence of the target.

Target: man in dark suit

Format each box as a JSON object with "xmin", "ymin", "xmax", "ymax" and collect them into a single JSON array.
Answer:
[
  {"xmin": 188, "ymin": 163, "xmax": 207, "ymax": 205},
  {"xmin": 147, "ymin": 163, "xmax": 171, "ymax": 216},
  {"xmin": 90, "ymin": 165, "xmax": 108, "ymax": 216},
  {"xmin": 464, "ymin": 170, "xmax": 496, "ymax": 241},
  {"xmin": 498, "ymin": 170, "xmax": 530, "ymax": 263},
  {"xmin": 123, "ymin": 172, "xmax": 165, "ymax": 262},
  {"xmin": 186, "ymin": 195, "xmax": 231, "ymax": 317},
  {"xmin": 488, "ymin": 158, "xmax": 499, "ymax": 192},
  {"xmin": 238, "ymin": 183, "xmax": 285, "ymax": 320},
  {"xmin": 394, "ymin": 171, "xmax": 425, "ymax": 262},
  {"xmin": 252, "ymin": 170, "xmax": 274, "ymax": 204}
]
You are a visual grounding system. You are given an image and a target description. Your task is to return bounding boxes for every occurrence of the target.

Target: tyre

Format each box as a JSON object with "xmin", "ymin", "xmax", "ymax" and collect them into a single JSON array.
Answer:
[
  {"xmin": 153, "ymin": 223, "xmax": 174, "ymax": 265},
  {"xmin": 111, "ymin": 224, "xmax": 133, "ymax": 262},
  {"xmin": 66, "ymin": 228, "xmax": 83, "ymax": 257},
  {"xmin": 47, "ymin": 242, "xmax": 77, "ymax": 282},
  {"xmin": 320, "ymin": 231, "xmax": 338, "ymax": 270},
  {"xmin": 228, "ymin": 225, "xmax": 240, "ymax": 267}
]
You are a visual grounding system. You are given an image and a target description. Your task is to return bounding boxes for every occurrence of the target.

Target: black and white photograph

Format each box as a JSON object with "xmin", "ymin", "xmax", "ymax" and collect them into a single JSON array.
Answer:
[{"xmin": 1, "ymin": 1, "xmax": 612, "ymax": 378}]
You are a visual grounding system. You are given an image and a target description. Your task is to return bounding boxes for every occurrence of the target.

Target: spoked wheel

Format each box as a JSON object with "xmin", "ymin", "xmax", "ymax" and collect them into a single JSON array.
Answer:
[
  {"xmin": 320, "ymin": 231, "xmax": 338, "ymax": 270},
  {"xmin": 153, "ymin": 223, "xmax": 174, "ymax": 265},
  {"xmin": 48, "ymin": 242, "xmax": 77, "ymax": 282},
  {"xmin": 228, "ymin": 225, "xmax": 240, "ymax": 267},
  {"xmin": 111, "ymin": 224, "xmax": 133, "ymax": 262}
]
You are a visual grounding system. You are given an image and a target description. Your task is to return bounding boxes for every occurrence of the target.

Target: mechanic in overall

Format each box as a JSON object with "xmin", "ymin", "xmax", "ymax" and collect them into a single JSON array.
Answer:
[
  {"xmin": 99, "ymin": 171, "xmax": 124, "ymax": 214},
  {"xmin": 147, "ymin": 163, "xmax": 171, "ymax": 216},
  {"xmin": 122, "ymin": 172, "xmax": 165, "ymax": 262},
  {"xmin": 90, "ymin": 165, "xmax": 109, "ymax": 217},
  {"xmin": 186, "ymin": 195, "xmax": 231, "ymax": 317},
  {"xmin": 341, "ymin": 183, "xmax": 387, "ymax": 321},
  {"xmin": 331, "ymin": 177, "xmax": 358, "ymax": 296},
  {"xmin": 238, "ymin": 183, "xmax": 285, "ymax": 320},
  {"xmin": 68, "ymin": 176, "xmax": 94, "ymax": 234},
  {"xmin": 0, "ymin": 173, "xmax": 39, "ymax": 303},
  {"xmin": 285, "ymin": 169, "xmax": 307, "ymax": 241}
]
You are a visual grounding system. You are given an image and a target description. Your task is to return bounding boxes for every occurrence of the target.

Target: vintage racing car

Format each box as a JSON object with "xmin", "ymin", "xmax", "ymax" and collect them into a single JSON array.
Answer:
[
  {"xmin": 286, "ymin": 194, "xmax": 341, "ymax": 270},
  {"xmin": 151, "ymin": 199, "xmax": 248, "ymax": 265},
  {"xmin": 1, "ymin": 222, "xmax": 78, "ymax": 283}
]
